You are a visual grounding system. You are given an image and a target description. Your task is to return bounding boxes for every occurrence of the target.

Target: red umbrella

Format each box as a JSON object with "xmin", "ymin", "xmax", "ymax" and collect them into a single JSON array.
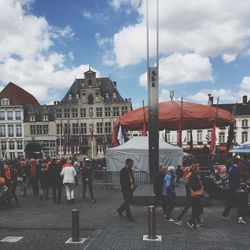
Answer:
[{"xmin": 115, "ymin": 101, "xmax": 235, "ymax": 130}]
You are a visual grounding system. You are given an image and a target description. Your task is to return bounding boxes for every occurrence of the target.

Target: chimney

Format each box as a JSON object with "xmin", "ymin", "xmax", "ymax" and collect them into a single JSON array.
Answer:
[
  {"xmin": 208, "ymin": 94, "xmax": 213, "ymax": 106},
  {"xmin": 243, "ymin": 95, "xmax": 247, "ymax": 105}
]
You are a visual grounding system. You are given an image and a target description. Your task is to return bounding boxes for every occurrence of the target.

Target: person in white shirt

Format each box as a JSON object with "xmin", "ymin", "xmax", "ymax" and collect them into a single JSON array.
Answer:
[{"xmin": 60, "ymin": 159, "xmax": 77, "ymax": 204}]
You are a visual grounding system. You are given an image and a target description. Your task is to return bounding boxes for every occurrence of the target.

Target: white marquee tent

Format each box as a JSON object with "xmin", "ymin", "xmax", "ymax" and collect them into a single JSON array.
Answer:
[{"xmin": 106, "ymin": 136, "xmax": 183, "ymax": 173}]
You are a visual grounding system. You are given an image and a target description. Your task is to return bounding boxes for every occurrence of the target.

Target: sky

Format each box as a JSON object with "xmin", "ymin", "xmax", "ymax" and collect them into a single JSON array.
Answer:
[{"xmin": 1, "ymin": 0, "xmax": 250, "ymax": 108}]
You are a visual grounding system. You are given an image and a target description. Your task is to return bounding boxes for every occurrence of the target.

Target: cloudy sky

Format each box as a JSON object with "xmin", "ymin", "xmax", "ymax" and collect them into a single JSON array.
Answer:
[{"xmin": 1, "ymin": 0, "xmax": 250, "ymax": 107}]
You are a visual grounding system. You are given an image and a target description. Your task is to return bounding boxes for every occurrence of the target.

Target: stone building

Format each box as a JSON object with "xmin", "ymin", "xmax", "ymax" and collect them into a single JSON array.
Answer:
[
  {"xmin": 54, "ymin": 69, "xmax": 132, "ymax": 158},
  {"xmin": 0, "ymin": 82, "xmax": 39, "ymax": 159}
]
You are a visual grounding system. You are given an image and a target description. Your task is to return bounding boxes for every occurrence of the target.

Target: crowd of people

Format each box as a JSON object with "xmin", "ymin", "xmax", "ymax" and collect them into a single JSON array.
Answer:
[
  {"xmin": 151, "ymin": 156, "xmax": 249, "ymax": 229},
  {"xmin": 0, "ymin": 157, "xmax": 96, "ymax": 207}
]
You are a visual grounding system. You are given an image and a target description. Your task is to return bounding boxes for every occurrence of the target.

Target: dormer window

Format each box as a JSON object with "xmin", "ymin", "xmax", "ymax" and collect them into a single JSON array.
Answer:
[
  {"xmin": 76, "ymin": 93, "xmax": 79, "ymax": 99},
  {"xmin": 1, "ymin": 98, "xmax": 10, "ymax": 106},
  {"xmin": 29, "ymin": 114, "xmax": 35, "ymax": 121},
  {"xmin": 43, "ymin": 114, "xmax": 48, "ymax": 121},
  {"xmin": 88, "ymin": 79, "xmax": 92, "ymax": 86},
  {"xmin": 106, "ymin": 93, "xmax": 109, "ymax": 98},
  {"xmin": 113, "ymin": 92, "xmax": 117, "ymax": 98},
  {"xmin": 69, "ymin": 94, "xmax": 72, "ymax": 100}
]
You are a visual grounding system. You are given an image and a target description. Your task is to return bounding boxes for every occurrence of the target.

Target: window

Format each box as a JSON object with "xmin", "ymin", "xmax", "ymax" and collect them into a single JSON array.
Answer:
[
  {"xmin": 72, "ymin": 123, "xmax": 79, "ymax": 134},
  {"xmin": 96, "ymin": 107, "xmax": 102, "ymax": 117},
  {"xmin": 56, "ymin": 109, "xmax": 62, "ymax": 119},
  {"xmin": 29, "ymin": 114, "xmax": 35, "ymax": 121},
  {"xmin": 1, "ymin": 141, "xmax": 6, "ymax": 150},
  {"xmin": 17, "ymin": 141, "xmax": 23, "ymax": 150},
  {"xmin": 7, "ymin": 111, "xmax": 13, "ymax": 120},
  {"xmin": 72, "ymin": 108, "xmax": 78, "ymax": 118},
  {"xmin": 16, "ymin": 124, "xmax": 22, "ymax": 137},
  {"xmin": 105, "ymin": 122, "xmax": 111, "ymax": 134},
  {"xmin": 8, "ymin": 124, "xmax": 14, "ymax": 137},
  {"xmin": 15, "ymin": 110, "xmax": 21, "ymax": 120},
  {"xmin": 187, "ymin": 130, "xmax": 191, "ymax": 142},
  {"xmin": 96, "ymin": 122, "xmax": 103, "ymax": 134},
  {"xmin": 88, "ymin": 79, "xmax": 92, "ymax": 86},
  {"xmin": 121, "ymin": 106, "xmax": 128, "ymax": 115},
  {"xmin": 64, "ymin": 123, "xmax": 70, "ymax": 134},
  {"xmin": 206, "ymin": 130, "xmax": 212, "ymax": 141},
  {"xmin": 43, "ymin": 114, "xmax": 48, "ymax": 121},
  {"xmin": 56, "ymin": 124, "xmax": 63, "ymax": 135},
  {"xmin": 1, "ymin": 98, "xmax": 10, "ymax": 106},
  {"xmin": 197, "ymin": 130, "xmax": 202, "ymax": 142},
  {"xmin": 9, "ymin": 141, "xmax": 15, "ymax": 150},
  {"xmin": 0, "ymin": 111, "xmax": 5, "ymax": 120},
  {"xmin": 89, "ymin": 107, "xmax": 93, "ymax": 117},
  {"xmin": 80, "ymin": 123, "xmax": 87, "ymax": 134},
  {"xmin": 17, "ymin": 152, "xmax": 23, "ymax": 158},
  {"xmin": 219, "ymin": 132, "xmax": 225, "ymax": 143},
  {"xmin": 9, "ymin": 152, "xmax": 15, "ymax": 158},
  {"xmin": 242, "ymin": 119, "xmax": 248, "ymax": 128},
  {"xmin": 36, "ymin": 125, "xmax": 43, "ymax": 135},
  {"xmin": 242, "ymin": 132, "xmax": 248, "ymax": 143},
  {"xmin": 43, "ymin": 125, "xmax": 48, "ymax": 135},
  {"xmin": 64, "ymin": 108, "xmax": 70, "ymax": 118},
  {"xmin": 113, "ymin": 106, "xmax": 119, "ymax": 116},
  {"xmin": 233, "ymin": 132, "xmax": 236, "ymax": 143},
  {"xmin": 0, "ymin": 125, "xmax": 5, "ymax": 137},
  {"xmin": 30, "ymin": 125, "xmax": 36, "ymax": 135},
  {"xmin": 88, "ymin": 94, "xmax": 93, "ymax": 105},
  {"xmin": 80, "ymin": 108, "xmax": 86, "ymax": 118},
  {"xmin": 105, "ymin": 107, "xmax": 111, "ymax": 117},
  {"xmin": 166, "ymin": 131, "xmax": 170, "ymax": 142}
]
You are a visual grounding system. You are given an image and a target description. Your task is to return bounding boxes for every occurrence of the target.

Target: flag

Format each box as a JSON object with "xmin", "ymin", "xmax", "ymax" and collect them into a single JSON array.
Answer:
[
  {"xmin": 117, "ymin": 125, "xmax": 124, "ymax": 145},
  {"xmin": 111, "ymin": 128, "xmax": 117, "ymax": 146},
  {"xmin": 210, "ymin": 121, "xmax": 216, "ymax": 155}
]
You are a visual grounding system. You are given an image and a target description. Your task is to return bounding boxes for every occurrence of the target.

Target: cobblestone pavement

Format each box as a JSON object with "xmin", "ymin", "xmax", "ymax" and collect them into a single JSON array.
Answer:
[{"xmin": 0, "ymin": 182, "xmax": 250, "ymax": 249}]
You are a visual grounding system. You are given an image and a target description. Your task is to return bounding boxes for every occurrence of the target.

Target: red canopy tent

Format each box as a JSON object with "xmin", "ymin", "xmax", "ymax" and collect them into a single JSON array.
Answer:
[{"xmin": 115, "ymin": 101, "xmax": 235, "ymax": 130}]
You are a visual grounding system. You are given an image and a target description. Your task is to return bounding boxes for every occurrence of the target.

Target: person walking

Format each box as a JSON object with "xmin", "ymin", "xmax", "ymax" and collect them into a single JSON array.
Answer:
[
  {"xmin": 221, "ymin": 159, "xmax": 247, "ymax": 224},
  {"xmin": 117, "ymin": 158, "xmax": 136, "ymax": 222},
  {"xmin": 60, "ymin": 159, "xmax": 77, "ymax": 204},
  {"xmin": 49, "ymin": 159, "xmax": 63, "ymax": 204},
  {"xmin": 187, "ymin": 164, "xmax": 204, "ymax": 229},
  {"xmin": 29, "ymin": 158, "xmax": 40, "ymax": 197},
  {"xmin": 162, "ymin": 166, "xmax": 176, "ymax": 222},
  {"xmin": 81, "ymin": 158, "xmax": 95, "ymax": 203},
  {"xmin": 154, "ymin": 165, "xmax": 166, "ymax": 216},
  {"xmin": 39, "ymin": 161, "xmax": 50, "ymax": 200}
]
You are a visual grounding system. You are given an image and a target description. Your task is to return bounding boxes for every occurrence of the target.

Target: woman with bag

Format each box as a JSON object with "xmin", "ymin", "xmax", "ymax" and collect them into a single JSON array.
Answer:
[{"xmin": 187, "ymin": 164, "xmax": 204, "ymax": 229}]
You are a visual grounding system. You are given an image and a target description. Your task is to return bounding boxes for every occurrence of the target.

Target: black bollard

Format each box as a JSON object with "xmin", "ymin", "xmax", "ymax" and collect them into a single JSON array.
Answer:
[
  {"xmin": 148, "ymin": 206, "xmax": 156, "ymax": 239},
  {"xmin": 72, "ymin": 209, "xmax": 80, "ymax": 242}
]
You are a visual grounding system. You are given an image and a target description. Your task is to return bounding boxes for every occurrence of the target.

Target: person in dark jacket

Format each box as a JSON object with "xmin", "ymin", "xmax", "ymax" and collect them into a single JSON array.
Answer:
[
  {"xmin": 154, "ymin": 165, "xmax": 166, "ymax": 214},
  {"xmin": 29, "ymin": 158, "xmax": 40, "ymax": 197},
  {"xmin": 187, "ymin": 164, "xmax": 204, "ymax": 229},
  {"xmin": 117, "ymin": 158, "xmax": 136, "ymax": 222},
  {"xmin": 49, "ymin": 159, "xmax": 63, "ymax": 204},
  {"xmin": 176, "ymin": 165, "xmax": 183, "ymax": 183},
  {"xmin": 221, "ymin": 159, "xmax": 246, "ymax": 224},
  {"xmin": 81, "ymin": 158, "xmax": 95, "ymax": 203}
]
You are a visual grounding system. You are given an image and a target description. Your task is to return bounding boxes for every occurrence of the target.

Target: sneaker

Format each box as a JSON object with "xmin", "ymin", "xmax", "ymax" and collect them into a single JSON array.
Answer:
[
  {"xmin": 221, "ymin": 215, "xmax": 233, "ymax": 221},
  {"xmin": 187, "ymin": 221, "xmax": 196, "ymax": 229},
  {"xmin": 238, "ymin": 217, "xmax": 247, "ymax": 224},
  {"xmin": 163, "ymin": 214, "xmax": 167, "ymax": 218},
  {"xmin": 165, "ymin": 218, "xmax": 175, "ymax": 222},
  {"xmin": 117, "ymin": 209, "xmax": 123, "ymax": 218},
  {"xmin": 82, "ymin": 197, "xmax": 87, "ymax": 201},
  {"xmin": 90, "ymin": 199, "xmax": 96, "ymax": 203},
  {"xmin": 175, "ymin": 220, "xmax": 183, "ymax": 226}
]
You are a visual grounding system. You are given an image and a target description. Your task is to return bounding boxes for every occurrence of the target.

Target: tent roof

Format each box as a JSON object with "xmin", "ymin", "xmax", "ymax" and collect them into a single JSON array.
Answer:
[
  {"xmin": 115, "ymin": 101, "xmax": 235, "ymax": 130},
  {"xmin": 107, "ymin": 136, "xmax": 182, "ymax": 153}
]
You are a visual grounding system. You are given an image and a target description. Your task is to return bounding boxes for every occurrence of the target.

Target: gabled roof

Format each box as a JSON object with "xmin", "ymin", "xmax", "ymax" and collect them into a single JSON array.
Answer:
[
  {"xmin": 213, "ymin": 103, "xmax": 250, "ymax": 116},
  {"xmin": 0, "ymin": 82, "xmax": 39, "ymax": 106},
  {"xmin": 61, "ymin": 77, "xmax": 128, "ymax": 104}
]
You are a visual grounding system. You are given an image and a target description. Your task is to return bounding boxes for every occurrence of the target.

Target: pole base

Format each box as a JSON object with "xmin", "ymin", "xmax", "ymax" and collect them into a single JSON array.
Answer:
[
  {"xmin": 143, "ymin": 235, "xmax": 162, "ymax": 242},
  {"xmin": 65, "ymin": 237, "xmax": 87, "ymax": 244}
]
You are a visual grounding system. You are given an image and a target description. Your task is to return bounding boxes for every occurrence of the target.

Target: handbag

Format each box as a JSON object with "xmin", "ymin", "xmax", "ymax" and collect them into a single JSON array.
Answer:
[{"xmin": 191, "ymin": 187, "xmax": 205, "ymax": 197}]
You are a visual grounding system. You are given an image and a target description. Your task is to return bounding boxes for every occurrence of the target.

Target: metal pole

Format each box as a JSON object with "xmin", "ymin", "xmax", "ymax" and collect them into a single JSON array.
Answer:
[
  {"xmin": 148, "ymin": 206, "xmax": 156, "ymax": 239},
  {"xmin": 72, "ymin": 209, "xmax": 80, "ymax": 242}
]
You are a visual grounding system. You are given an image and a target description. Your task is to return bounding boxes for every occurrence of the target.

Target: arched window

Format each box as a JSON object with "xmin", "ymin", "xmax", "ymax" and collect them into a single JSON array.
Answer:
[
  {"xmin": 1, "ymin": 98, "xmax": 10, "ymax": 106},
  {"xmin": 88, "ymin": 94, "xmax": 93, "ymax": 105}
]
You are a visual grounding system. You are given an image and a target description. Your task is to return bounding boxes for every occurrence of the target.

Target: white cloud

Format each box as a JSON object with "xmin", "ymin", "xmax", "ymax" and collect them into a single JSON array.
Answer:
[
  {"xmin": 139, "ymin": 53, "xmax": 213, "ymax": 87},
  {"xmin": 109, "ymin": 0, "xmax": 141, "ymax": 11},
  {"xmin": 222, "ymin": 53, "xmax": 237, "ymax": 63},
  {"xmin": 0, "ymin": 0, "xmax": 95, "ymax": 104},
  {"xmin": 240, "ymin": 76, "xmax": 250, "ymax": 90},
  {"xmin": 82, "ymin": 10, "xmax": 92, "ymax": 19},
  {"xmin": 95, "ymin": 32, "xmax": 113, "ymax": 48},
  {"xmin": 108, "ymin": 0, "xmax": 250, "ymax": 68}
]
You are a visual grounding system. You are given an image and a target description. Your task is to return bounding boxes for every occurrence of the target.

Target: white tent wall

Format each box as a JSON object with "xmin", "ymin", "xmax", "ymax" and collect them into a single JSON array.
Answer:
[{"xmin": 106, "ymin": 136, "xmax": 183, "ymax": 173}]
